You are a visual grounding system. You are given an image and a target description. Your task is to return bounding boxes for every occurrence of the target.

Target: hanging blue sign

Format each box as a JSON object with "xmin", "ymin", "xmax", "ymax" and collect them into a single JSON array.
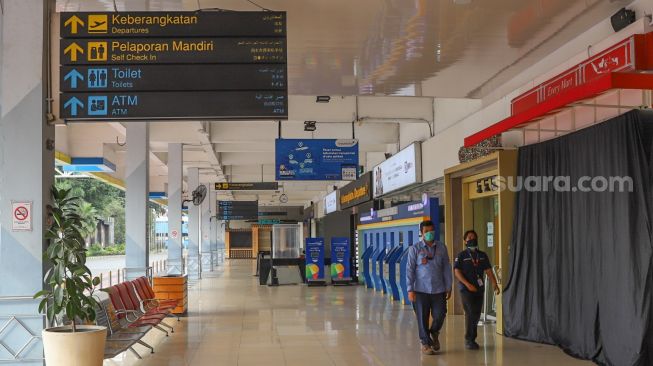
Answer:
[
  {"xmin": 330, "ymin": 237, "xmax": 351, "ymax": 281},
  {"xmin": 305, "ymin": 238, "xmax": 325, "ymax": 281},
  {"xmin": 275, "ymin": 139, "xmax": 359, "ymax": 181}
]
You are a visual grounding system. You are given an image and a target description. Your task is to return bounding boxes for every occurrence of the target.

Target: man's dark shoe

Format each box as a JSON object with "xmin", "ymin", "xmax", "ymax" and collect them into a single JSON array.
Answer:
[
  {"xmin": 430, "ymin": 331, "xmax": 440, "ymax": 351},
  {"xmin": 465, "ymin": 341, "xmax": 480, "ymax": 350},
  {"xmin": 421, "ymin": 344, "xmax": 435, "ymax": 355}
]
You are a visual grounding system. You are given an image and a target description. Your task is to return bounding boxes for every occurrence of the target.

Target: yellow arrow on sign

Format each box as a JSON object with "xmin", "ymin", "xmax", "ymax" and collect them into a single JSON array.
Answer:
[
  {"xmin": 64, "ymin": 43, "xmax": 84, "ymax": 62},
  {"xmin": 64, "ymin": 15, "xmax": 85, "ymax": 34}
]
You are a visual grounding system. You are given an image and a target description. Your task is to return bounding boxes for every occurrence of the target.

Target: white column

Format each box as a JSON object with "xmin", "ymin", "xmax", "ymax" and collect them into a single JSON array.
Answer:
[
  {"xmin": 0, "ymin": 1, "xmax": 52, "ymax": 363},
  {"xmin": 166, "ymin": 143, "xmax": 183, "ymax": 275},
  {"xmin": 125, "ymin": 123, "xmax": 150, "ymax": 280},
  {"xmin": 200, "ymin": 186, "xmax": 212, "ymax": 272},
  {"xmin": 219, "ymin": 220, "xmax": 226, "ymax": 262},
  {"xmin": 209, "ymin": 188, "xmax": 218, "ymax": 269},
  {"xmin": 187, "ymin": 168, "xmax": 201, "ymax": 279}
]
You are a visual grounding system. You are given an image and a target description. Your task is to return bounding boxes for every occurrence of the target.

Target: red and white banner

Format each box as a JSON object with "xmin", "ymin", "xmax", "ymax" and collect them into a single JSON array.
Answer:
[
  {"xmin": 465, "ymin": 32, "xmax": 653, "ymax": 147},
  {"xmin": 512, "ymin": 36, "xmax": 637, "ymax": 115}
]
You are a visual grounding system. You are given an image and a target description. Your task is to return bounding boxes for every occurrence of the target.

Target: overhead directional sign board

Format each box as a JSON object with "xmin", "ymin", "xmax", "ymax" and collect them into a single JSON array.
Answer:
[
  {"xmin": 59, "ymin": 11, "xmax": 287, "ymax": 121},
  {"xmin": 214, "ymin": 182, "xmax": 279, "ymax": 191},
  {"xmin": 217, "ymin": 201, "xmax": 259, "ymax": 220},
  {"xmin": 59, "ymin": 91, "xmax": 286, "ymax": 119},
  {"xmin": 60, "ymin": 38, "xmax": 286, "ymax": 65},
  {"xmin": 60, "ymin": 64, "xmax": 285, "ymax": 92},
  {"xmin": 60, "ymin": 12, "xmax": 285, "ymax": 38}
]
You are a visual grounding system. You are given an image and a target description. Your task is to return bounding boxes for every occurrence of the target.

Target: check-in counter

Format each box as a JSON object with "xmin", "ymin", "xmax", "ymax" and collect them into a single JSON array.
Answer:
[
  {"xmin": 357, "ymin": 198, "xmax": 440, "ymax": 305},
  {"xmin": 373, "ymin": 246, "xmax": 387, "ymax": 293},
  {"xmin": 384, "ymin": 246, "xmax": 403, "ymax": 301},
  {"xmin": 361, "ymin": 246, "xmax": 375, "ymax": 289},
  {"xmin": 398, "ymin": 245, "xmax": 413, "ymax": 305},
  {"xmin": 370, "ymin": 245, "xmax": 381, "ymax": 290}
]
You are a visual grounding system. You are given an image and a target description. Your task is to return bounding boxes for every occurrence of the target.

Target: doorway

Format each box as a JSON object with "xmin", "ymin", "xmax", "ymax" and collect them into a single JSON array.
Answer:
[
  {"xmin": 472, "ymin": 195, "xmax": 498, "ymax": 319},
  {"xmin": 444, "ymin": 150, "xmax": 518, "ymax": 334}
]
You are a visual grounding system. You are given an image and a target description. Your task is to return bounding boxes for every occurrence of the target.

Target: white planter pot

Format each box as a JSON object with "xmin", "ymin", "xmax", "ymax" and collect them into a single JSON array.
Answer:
[{"xmin": 42, "ymin": 325, "xmax": 106, "ymax": 366}]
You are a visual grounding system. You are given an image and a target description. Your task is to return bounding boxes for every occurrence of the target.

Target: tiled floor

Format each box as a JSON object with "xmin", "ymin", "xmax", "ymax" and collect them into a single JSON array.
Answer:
[{"xmin": 104, "ymin": 261, "xmax": 591, "ymax": 366}]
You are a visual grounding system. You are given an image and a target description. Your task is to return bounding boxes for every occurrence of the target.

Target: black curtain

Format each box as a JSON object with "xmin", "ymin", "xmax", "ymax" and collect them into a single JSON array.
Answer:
[{"xmin": 503, "ymin": 110, "xmax": 653, "ymax": 366}]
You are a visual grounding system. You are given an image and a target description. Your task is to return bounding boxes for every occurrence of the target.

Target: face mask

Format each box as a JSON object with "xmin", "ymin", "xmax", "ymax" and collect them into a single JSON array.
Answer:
[
  {"xmin": 466, "ymin": 239, "xmax": 478, "ymax": 250},
  {"xmin": 424, "ymin": 231, "xmax": 435, "ymax": 242}
]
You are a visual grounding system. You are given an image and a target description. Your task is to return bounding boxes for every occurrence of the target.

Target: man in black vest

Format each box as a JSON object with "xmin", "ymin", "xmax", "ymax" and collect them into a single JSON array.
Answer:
[{"xmin": 453, "ymin": 230, "xmax": 500, "ymax": 350}]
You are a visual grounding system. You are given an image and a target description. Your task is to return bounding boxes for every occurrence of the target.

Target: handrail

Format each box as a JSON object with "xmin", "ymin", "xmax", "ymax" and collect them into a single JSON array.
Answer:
[
  {"xmin": 0, "ymin": 296, "xmax": 39, "ymax": 301},
  {"xmin": 95, "ymin": 259, "xmax": 168, "ymax": 288}
]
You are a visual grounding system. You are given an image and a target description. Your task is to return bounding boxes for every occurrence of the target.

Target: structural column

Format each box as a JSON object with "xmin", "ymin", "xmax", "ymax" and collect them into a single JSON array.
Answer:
[
  {"xmin": 166, "ymin": 143, "xmax": 183, "ymax": 275},
  {"xmin": 187, "ymin": 167, "xmax": 201, "ymax": 279},
  {"xmin": 125, "ymin": 123, "xmax": 150, "ymax": 280},
  {"xmin": 218, "ymin": 220, "xmax": 226, "ymax": 262},
  {"xmin": 0, "ymin": 1, "xmax": 53, "ymax": 364},
  {"xmin": 200, "ymin": 186, "xmax": 212, "ymax": 272},
  {"xmin": 208, "ymin": 188, "xmax": 218, "ymax": 270}
]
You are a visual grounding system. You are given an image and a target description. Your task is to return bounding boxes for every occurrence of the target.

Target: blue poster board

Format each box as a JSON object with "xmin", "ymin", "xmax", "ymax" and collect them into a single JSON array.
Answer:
[
  {"xmin": 330, "ymin": 237, "xmax": 351, "ymax": 281},
  {"xmin": 276, "ymin": 139, "xmax": 359, "ymax": 181},
  {"xmin": 305, "ymin": 238, "xmax": 325, "ymax": 282}
]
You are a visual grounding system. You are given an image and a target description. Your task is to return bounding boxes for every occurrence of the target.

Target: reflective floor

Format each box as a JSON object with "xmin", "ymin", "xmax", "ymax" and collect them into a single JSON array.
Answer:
[{"xmin": 105, "ymin": 261, "xmax": 590, "ymax": 366}]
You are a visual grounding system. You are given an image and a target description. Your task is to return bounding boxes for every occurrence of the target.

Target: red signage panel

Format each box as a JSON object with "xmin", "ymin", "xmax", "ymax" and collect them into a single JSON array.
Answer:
[{"xmin": 511, "ymin": 35, "xmax": 638, "ymax": 115}]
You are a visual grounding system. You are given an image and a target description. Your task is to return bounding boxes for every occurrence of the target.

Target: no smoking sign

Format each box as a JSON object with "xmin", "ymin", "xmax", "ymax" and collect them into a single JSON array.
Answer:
[{"xmin": 11, "ymin": 201, "xmax": 33, "ymax": 232}]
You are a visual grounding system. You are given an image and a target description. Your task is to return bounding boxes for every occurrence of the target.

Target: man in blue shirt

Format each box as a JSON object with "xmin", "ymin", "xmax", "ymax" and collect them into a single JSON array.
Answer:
[
  {"xmin": 406, "ymin": 220, "xmax": 452, "ymax": 355},
  {"xmin": 453, "ymin": 230, "xmax": 500, "ymax": 350}
]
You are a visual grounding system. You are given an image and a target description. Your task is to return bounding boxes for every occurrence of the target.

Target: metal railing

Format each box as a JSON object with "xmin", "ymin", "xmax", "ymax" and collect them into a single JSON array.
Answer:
[
  {"xmin": 229, "ymin": 248, "xmax": 253, "ymax": 259},
  {"xmin": 96, "ymin": 259, "xmax": 167, "ymax": 289}
]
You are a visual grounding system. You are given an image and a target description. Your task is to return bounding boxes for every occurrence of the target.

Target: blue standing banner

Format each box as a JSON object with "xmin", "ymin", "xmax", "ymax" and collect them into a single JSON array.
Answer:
[
  {"xmin": 305, "ymin": 238, "xmax": 325, "ymax": 285},
  {"xmin": 330, "ymin": 237, "xmax": 351, "ymax": 284}
]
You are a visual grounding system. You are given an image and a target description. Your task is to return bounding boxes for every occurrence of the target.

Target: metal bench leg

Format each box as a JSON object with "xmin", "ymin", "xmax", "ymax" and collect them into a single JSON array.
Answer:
[
  {"xmin": 137, "ymin": 340, "xmax": 154, "ymax": 354},
  {"xmin": 154, "ymin": 325, "xmax": 169, "ymax": 336},
  {"xmin": 159, "ymin": 322, "xmax": 174, "ymax": 333},
  {"xmin": 128, "ymin": 347, "xmax": 142, "ymax": 360}
]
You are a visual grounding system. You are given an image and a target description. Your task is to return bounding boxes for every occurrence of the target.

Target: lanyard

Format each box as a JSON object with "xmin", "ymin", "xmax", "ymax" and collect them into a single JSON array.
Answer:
[
  {"xmin": 421, "ymin": 242, "xmax": 435, "ymax": 258},
  {"xmin": 467, "ymin": 249, "xmax": 479, "ymax": 268},
  {"xmin": 420, "ymin": 242, "xmax": 435, "ymax": 264}
]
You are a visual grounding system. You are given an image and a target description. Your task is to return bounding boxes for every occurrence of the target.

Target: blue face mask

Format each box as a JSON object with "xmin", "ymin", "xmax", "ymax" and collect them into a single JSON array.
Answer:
[{"xmin": 424, "ymin": 231, "xmax": 435, "ymax": 242}]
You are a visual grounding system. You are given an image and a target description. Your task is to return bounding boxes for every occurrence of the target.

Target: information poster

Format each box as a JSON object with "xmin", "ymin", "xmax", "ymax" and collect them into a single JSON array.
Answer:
[
  {"xmin": 305, "ymin": 237, "xmax": 325, "ymax": 281},
  {"xmin": 276, "ymin": 139, "xmax": 358, "ymax": 181},
  {"xmin": 373, "ymin": 142, "xmax": 421, "ymax": 197},
  {"xmin": 330, "ymin": 237, "xmax": 351, "ymax": 280}
]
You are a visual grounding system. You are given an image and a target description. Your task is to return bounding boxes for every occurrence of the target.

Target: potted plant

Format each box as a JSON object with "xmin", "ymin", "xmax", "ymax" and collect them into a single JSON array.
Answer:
[{"xmin": 34, "ymin": 186, "xmax": 106, "ymax": 366}]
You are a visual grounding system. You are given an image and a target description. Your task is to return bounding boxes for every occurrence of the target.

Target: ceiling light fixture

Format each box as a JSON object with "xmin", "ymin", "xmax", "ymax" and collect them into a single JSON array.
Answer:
[{"xmin": 316, "ymin": 96, "xmax": 331, "ymax": 103}]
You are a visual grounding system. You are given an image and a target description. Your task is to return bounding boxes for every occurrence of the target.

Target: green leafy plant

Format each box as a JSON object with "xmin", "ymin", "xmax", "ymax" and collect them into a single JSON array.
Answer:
[
  {"xmin": 76, "ymin": 201, "xmax": 99, "ymax": 242},
  {"xmin": 34, "ymin": 186, "xmax": 101, "ymax": 332},
  {"xmin": 87, "ymin": 243, "xmax": 126, "ymax": 257}
]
